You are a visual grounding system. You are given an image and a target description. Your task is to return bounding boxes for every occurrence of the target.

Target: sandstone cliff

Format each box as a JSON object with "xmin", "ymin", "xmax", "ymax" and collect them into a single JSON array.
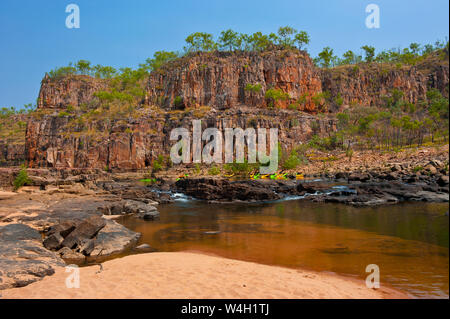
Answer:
[
  {"xmin": 0, "ymin": 114, "xmax": 27, "ymax": 166},
  {"xmin": 146, "ymin": 50, "xmax": 322, "ymax": 111},
  {"xmin": 25, "ymin": 106, "xmax": 334, "ymax": 169},
  {"xmin": 321, "ymin": 54, "xmax": 449, "ymax": 111},
  {"xmin": 15, "ymin": 50, "xmax": 450, "ymax": 170},
  {"xmin": 38, "ymin": 75, "xmax": 109, "ymax": 110}
]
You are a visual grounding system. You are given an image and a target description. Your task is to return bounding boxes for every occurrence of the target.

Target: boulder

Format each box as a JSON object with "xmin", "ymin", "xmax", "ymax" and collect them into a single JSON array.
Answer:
[
  {"xmin": 334, "ymin": 172, "xmax": 347, "ymax": 180},
  {"xmin": 348, "ymin": 173, "xmax": 371, "ymax": 182},
  {"xmin": 90, "ymin": 220, "xmax": 141, "ymax": 257},
  {"xmin": 413, "ymin": 191, "xmax": 449, "ymax": 202},
  {"xmin": 61, "ymin": 215, "xmax": 106, "ymax": 250},
  {"xmin": 57, "ymin": 247, "xmax": 85, "ymax": 261},
  {"xmin": 43, "ymin": 233, "xmax": 64, "ymax": 250},
  {"xmin": 123, "ymin": 200, "xmax": 160, "ymax": 220},
  {"xmin": 437, "ymin": 175, "xmax": 449, "ymax": 187},
  {"xmin": 46, "ymin": 221, "xmax": 77, "ymax": 238},
  {"xmin": 297, "ymin": 182, "xmax": 330, "ymax": 194},
  {"xmin": 0, "ymin": 224, "xmax": 64, "ymax": 290},
  {"xmin": 79, "ymin": 239, "xmax": 96, "ymax": 256},
  {"xmin": 123, "ymin": 200, "xmax": 158, "ymax": 214},
  {"xmin": 424, "ymin": 164, "xmax": 437, "ymax": 174}
]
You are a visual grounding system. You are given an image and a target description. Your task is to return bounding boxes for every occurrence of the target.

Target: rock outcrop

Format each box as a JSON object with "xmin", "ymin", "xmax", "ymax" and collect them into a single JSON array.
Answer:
[
  {"xmin": 321, "ymin": 56, "xmax": 449, "ymax": 112},
  {"xmin": 37, "ymin": 75, "xmax": 108, "ymax": 110},
  {"xmin": 0, "ymin": 142, "xmax": 25, "ymax": 166},
  {"xmin": 13, "ymin": 49, "xmax": 450, "ymax": 170},
  {"xmin": 175, "ymin": 178, "xmax": 283, "ymax": 202},
  {"xmin": 42, "ymin": 216, "xmax": 142, "ymax": 262},
  {"xmin": 0, "ymin": 224, "xmax": 64, "ymax": 290},
  {"xmin": 25, "ymin": 106, "xmax": 335, "ymax": 169},
  {"xmin": 146, "ymin": 50, "xmax": 322, "ymax": 111},
  {"xmin": 0, "ymin": 114, "xmax": 28, "ymax": 166}
]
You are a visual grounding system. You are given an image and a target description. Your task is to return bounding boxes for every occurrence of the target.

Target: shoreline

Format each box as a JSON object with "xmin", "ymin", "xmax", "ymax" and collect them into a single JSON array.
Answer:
[{"xmin": 0, "ymin": 251, "xmax": 410, "ymax": 299}]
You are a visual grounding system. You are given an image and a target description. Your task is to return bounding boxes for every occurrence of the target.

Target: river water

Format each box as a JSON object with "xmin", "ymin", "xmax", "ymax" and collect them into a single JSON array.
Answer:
[{"xmin": 119, "ymin": 197, "xmax": 449, "ymax": 298}]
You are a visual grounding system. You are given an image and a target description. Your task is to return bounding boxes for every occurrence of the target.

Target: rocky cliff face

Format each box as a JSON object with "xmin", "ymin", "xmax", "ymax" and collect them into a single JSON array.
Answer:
[
  {"xmin": 26, "ymin": 107, "xmax": 335, "ymax": 169},
  {"xmin": 0, "ymin": 142, "xmax": 25, "ymax": 167},
  {"xmin": 321, "ymin": 56, "xmax": 449, "ymax": 111},
  {"xmin": 146, "ymin": 50, "xmax": 322, "ymax": 111},
  {"xmin": 20, "ymin": 50, "xmax": 450, "ymax": 170},
  {"xmin": 38, "ymin": 75, "xmax": 108, "ymax": 110},
  {"xmin": 0, "ymin": 114, "xmax": 27, "ymax": 167}
]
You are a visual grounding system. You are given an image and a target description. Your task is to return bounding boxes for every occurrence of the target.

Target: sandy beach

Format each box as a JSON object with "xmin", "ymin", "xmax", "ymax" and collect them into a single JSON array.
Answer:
[{"xmin": 0, "ymin": 252, "xmax": 408, "ymax": 299}]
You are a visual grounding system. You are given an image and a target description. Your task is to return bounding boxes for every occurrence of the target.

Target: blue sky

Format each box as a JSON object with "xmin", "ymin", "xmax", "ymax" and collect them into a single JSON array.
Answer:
[{"xmin": 0, "ymin": 0, "xmax": 448, "ymax": 109}]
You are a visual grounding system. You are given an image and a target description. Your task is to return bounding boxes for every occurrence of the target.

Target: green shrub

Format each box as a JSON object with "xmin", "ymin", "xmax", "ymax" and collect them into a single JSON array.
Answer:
[
  {"xmin": 208, "ymin": 165, "xmax": 220, "ymax": 175},
  {"xmin": 334, "ymin": 94, "xmax": 344, "ymax": 106},
  {"xmin": 195, "ymin": 163, "xmax": 201, "ymax": 175},
  {"xmin": 58, "ymin": 111, "xmax": 70, "ymax": 117},
  {"xmin": 345, "ymin": 148, "xmax": 354, "ymax": 161},
  {"xmin": 152, "ymin": 161, "xmax": 163, "ymax": 172},
  {"xmin": 245, "ymin": 83, "xmax": 262, "ymax": 93},
  {"xmin": 265, "ymin": 88, "xmax": 290, "ymax": 108},
  {"xmin": 152, "ymin": 155, "xmax": 165, "ymax": 172},
  {"xmin": 282, "ymin": 151, "xmax": 301, "ymax": 170},
  {"xmin": 413, "ymin": 166, "xmax": 423, "ymax": 172},
  {"xmin": 224, "ymin": 160, "xmax": 257, "ymax": 175},
  {"xmin": 173, "ymin": 96, "xmax": 184, "ymax": 108},
  {"xmin": 13, "ymin": 167, "xmax": 31, "ymax": 190}
]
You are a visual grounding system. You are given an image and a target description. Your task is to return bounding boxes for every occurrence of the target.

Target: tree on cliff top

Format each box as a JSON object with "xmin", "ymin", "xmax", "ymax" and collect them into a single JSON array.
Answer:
[
  {"xmin": 141, "ymin": 51, "xmax": 179, "ymax": 72},
  {"xmin": 277, "ymin": 26, "xmax": 297, "ymax": 48},
  {"xmin": 315, "ymin": 47, "xmax": 335, "ymax": 68},
  {"xmin": 294, "ymin": 31, "xmax": 310, "ymax": 50},
  {"xmin": 185, "ymin": 26, "xmax": 310, "ymax": 53},
  {"xmin": 361, "ymin": 45, "xmax": 376, "ymax": 62},
  {"xmin": 218, "ymin": 29, "xmax": 240, "ymax": 51},
  {"xmin": 184, "ymin": 32, "xmax": 217, "ymax": 53}
]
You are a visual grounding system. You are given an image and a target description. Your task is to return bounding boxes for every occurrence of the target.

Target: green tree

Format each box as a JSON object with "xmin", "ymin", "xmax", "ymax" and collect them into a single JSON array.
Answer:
[
  {"xmin": 277, "ymin": 26, "xmax": 297, "ymax": 48},
  {"xmin": 143, "ymin": 51, "xmax": 178, "ymax": 71},
  {"xmin": 294, "ymin": 31, "xmax": 310, "ymax": 49},
  {"xmin": 48, "ymin": 65, "xmax": 77, "ymax": 79},
  {"xmin": 76, "ymin": 60, "xmax": 92, "ymax": 75},
  {"xmin": 218, "ymin": 29, "xmax": 240, "ymax": 51},
  {"xmin": 249, "ymin": 32, "xmax": 272, "ymax": 51},
  {"xmin": 422, "ymin": 44, "xmax": 435, "ymax": 55},
  {"xmin": 93, "ymin": 65, "xmax": 117, "ymax": 78},
  {"xmin": 341, "ymin": 50, "xmax": 357, "ymax": 64},
  {"xmin": 283, "ymin": 150, "xmax": 301, "ymax": 169},
  {"xmin": 268, "ymin": 33, "xmax": 280, "ymax": 46},
  {"xmin": 13, "ymin": 166, "xmax": 31, "ymax": 191},
  {"xmin": 361, "ymin": 45, "xmax": 375, "ymax": 62},
  {"xmin": 316, "ymin": 47, "xmax": 335, "ymax": 68},
  {"xmin": 409, "ymin": 43, "xmax": 421, "ymax": 55},
  {"xmin": 237, "ymin": 33, "xmax": 252, "ymax": 51},
  {"xmin": 184, "ymin": 32, "xmax": 217, "ymax": 52}
]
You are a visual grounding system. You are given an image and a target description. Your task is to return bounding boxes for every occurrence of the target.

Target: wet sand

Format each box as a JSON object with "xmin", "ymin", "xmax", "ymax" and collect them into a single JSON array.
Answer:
[{"xmin": 1, "ymin": 252, "xmax": 408, "ymax": 299}]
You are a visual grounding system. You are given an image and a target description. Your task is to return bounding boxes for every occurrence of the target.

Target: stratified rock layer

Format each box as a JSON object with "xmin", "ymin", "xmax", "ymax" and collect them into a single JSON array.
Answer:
[{"xmin": 18, "ymin": 50, "xmax": 450, "ymax": 170}]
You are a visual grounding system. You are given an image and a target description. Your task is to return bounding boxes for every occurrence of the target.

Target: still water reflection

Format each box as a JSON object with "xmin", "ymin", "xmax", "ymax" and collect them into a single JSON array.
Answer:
[{"xmin": 119, "ymin": 199, "xmax": 449, "ymax": 298}]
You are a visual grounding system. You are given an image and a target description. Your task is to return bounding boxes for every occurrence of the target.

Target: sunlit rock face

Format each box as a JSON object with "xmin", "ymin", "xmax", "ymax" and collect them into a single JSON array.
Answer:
[
  {"xmin": 23, "ymin": 50, "xmax": 448, "ymax": 170},
  {"xmin": 146, "ymin": 50, "xmax": 322, "ymax": 111}
]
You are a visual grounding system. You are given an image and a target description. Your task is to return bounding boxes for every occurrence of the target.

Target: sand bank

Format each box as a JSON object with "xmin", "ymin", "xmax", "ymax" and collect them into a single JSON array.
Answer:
[{"xmin": 1, "ymin": 252, "xmax": 408, "ymax": 299}]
